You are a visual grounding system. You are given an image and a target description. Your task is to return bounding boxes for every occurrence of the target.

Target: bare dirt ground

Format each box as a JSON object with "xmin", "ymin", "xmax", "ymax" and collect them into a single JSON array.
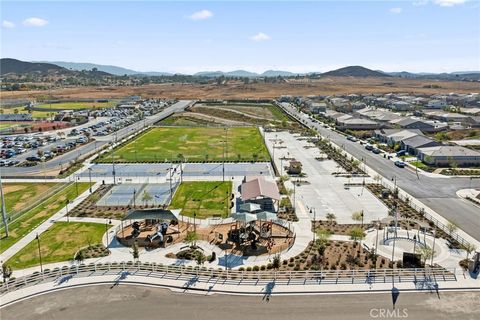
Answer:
[{"xmin": 2, "ymin": 77, "xmax": 479, "ymax": 100}]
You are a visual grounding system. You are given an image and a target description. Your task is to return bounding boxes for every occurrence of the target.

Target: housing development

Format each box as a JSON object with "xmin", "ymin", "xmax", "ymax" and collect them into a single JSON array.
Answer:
[{"xmin": 1, "ymin": 1, "xmax": 479, "ymax": 320}]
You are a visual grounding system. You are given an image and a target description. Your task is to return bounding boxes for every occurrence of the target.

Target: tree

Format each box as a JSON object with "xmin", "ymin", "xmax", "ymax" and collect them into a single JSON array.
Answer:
[
  {"xmin": 416, "ymin": 247, "xmax": 434, "ymax": 266},
  {"xmin": 1, "ymin": 264, "xmax": 13, "ymax": 283},
  {"xmin": 177, "ymin": 153, "xmax": 185, "ymax": 162},
  {"xmin": 272, "ymin": 254, "xmax": 281, "ymax": 270},
  {"xmin": 351, "ymin": 211, "xmax": 363, "ymax": 224},
  {"xmin": 463, "ymin": 243, "xmax": 476, "ymax": 261},
  {"xmin": 131, "ymin": 242, "xmax": 140, "ymax": 261},
  {"xmin": 141, "ymin": 190, "xmax": 153, "ymax": 206},
  {"xmin": 349, "ymin": 227, "xmax": 365, "ymax": 244},
  {"xmin": 326, "ymin": 213, "xmax": 336, "ymax": 225},
  {"xmin": 185, "ymin": 231, "xmax": 198, "ymax": 248},
  {"xmin": 447, "ymin": 221, "xmax": 458, "ymax": 235},
  {"xmin": 13, "ymin": 108, "xmax": 19, "ymax": 115},
  {"xmin": 316, "ymin": 229, "xmax": 331, "ymax": 258},
  {"xmin": 75, "ymin": 250, "xmax": 86, "ymax": 264}
]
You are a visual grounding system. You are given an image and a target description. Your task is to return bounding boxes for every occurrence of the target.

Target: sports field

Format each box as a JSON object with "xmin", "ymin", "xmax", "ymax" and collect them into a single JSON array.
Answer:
[
  {"xmin": 169, "ymin": 181, "xmax": 232, "ymax": 218},
  {"xmin": 1, "ymin": 107, "xmax": 54, "ymax": 119},
  {"xmin": 6, "ymin": 222, "xmax": 106, "ymax": 270},
  {"xmin": 35, "ymin": 101, "xmax": 116, "ymax": 110},
  {"xmin": 2, "ymin": 183, "xmax": 59, "ymax": 214},
  {"xmin": 99, "ymin": 127, "xmax": 270, "ymax": 162}
]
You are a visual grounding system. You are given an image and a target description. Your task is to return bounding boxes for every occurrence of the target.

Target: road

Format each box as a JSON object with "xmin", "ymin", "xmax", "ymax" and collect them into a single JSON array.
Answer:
[
  {"xmin": 1, "ymin": 100, "xmax": 193, "ymax": 177},
  {"xmin": 2, "ymin": 285, "xmax": 479, "ymax": 320},
  {"xmin": 279, "ymin": 102, "xmax": 480, "ymax": 241}
]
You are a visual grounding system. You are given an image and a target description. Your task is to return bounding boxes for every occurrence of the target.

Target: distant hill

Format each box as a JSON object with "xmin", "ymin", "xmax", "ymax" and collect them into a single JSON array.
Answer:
[
  {"xmin": 34, "ymin": 61, "xmax": 173, "ymax": 76},
  {"xmin": 322, "ymin": 66, "xmax": 390, "ymax": 77},
  {"xmin": 261, "ymin": 70, "xmax": 298, "ymax": 77},
  {"xmin": 1, "ymin": 58, "xmax": 66, "ymax": 75}
]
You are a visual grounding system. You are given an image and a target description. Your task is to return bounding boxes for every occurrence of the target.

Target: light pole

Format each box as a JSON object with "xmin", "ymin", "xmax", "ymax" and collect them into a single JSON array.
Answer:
[
  {"xmin": 430, "ymin": 230, "xmax": 436, "ymax": 266},
  {"xmin": 75, "ymin": 175, "xmax": 79, "ymax": 197},
  {"xmin": 36, "ymin": 233, "xmax": 43, "ymax": 273},
  {"xmin": 66, "ymin": 199, "xmax": 70, "ymax": 222},
  {"xmin": 310, "ymin": 207, "xmax": 316, "ymax": 242},
  {"xmin": 0, "ymin": 174, "xmax": 9, "ymax": 237},
  {"xmin": 375, "ymin": 220, "xmax": 380, "ymax": 256},
  {"xmin": 88, "ymin": 168, "xmax": 92, "ymax": 193}
]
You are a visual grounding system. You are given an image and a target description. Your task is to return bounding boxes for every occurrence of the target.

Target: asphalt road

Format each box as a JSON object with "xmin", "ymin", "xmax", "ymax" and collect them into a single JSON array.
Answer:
[
  {"xmin": 280, "ymin": 103, "xmax": 480, "ymax": 241},
  {"xmin": 1, "ymin": 100, "xmax": 193, "ymax": 177},
  {"xmin": 2, "ymin": 285, "xmax": 479, "ymax": 320}
]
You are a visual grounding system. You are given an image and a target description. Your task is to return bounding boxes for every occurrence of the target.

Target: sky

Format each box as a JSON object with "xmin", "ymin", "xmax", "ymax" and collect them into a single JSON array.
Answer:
[{"xmin": 1, "ymin": 0, "xmax": 479, "ymax": 74}]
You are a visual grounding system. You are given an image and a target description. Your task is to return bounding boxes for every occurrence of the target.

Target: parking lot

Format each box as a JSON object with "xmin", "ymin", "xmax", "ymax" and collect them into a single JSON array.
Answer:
[
  {"xmin": 266, "ymin": 131, "xmax": 388, "ymax": 223},
  {"xmin": 0, "ymin": 99, "xmax": 171, "ymax": 168}
]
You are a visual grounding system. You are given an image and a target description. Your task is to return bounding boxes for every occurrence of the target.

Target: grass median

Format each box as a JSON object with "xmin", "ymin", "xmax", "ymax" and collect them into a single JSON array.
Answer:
[
  {"xmin": 0, "ymin": 182, "xmax": 90, "ymax": 253},
  {"xmin": 5, "ymin": 221, "xmax": 106, "ymax": 270}
]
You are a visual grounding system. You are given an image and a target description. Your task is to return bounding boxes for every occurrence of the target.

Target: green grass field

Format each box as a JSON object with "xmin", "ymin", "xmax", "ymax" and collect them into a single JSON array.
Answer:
[
  {"xmin": 0, "ymin": 183, "xmax": 90, "ymax": 253},
  {"xmin": 2, "ymin": 107, "xmax": 54, "ymax": 119},
  {"xmin": 5, "ymin": 222, "xmax": 106, "ymax": 270},
  {"xmin": 99, "ymin": 127, "xmax": 270, "ymax": 162},
  {"xmin": 169, "ymin": 181, "xmax": 232, "ymax": 218},
  {"xmin": 2, "ymin": 183, "xmax": 59, "ymax": 215},
  {"xmin": 36, "ymin": 101, "xmax": 116, "ymax": 110},
  {"xmin": 0, "ymin": 123, "xmax": 16, "ymax": 130}
]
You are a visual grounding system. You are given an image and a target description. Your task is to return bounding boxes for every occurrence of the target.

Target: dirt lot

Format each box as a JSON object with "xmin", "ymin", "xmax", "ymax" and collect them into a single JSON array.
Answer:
[{"xmin": 2, "ymin": 77, "xmax": 479, "ymax": 100}]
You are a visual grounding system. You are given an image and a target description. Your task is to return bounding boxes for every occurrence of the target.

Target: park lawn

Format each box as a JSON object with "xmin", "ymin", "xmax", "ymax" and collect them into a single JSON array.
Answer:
[
  {"xmin": 35, "ymin": 101, "xmax": 116, "ymax": 110},
  {"xmin": 100, "ymin": 127, "xmax": 270, "ymax": 162},
  {"xmin": 6, "ymin": 222, "xmax": 106, "ymax": 270},
  {"xmin": 0, "ymin": 183, "xmax": 90, "ymax": 253},
  {"xmin": 2, "ymin": 183, "xmax": 59, "ymax": 214},
  {"xmin": 2, "ymin": 107, "xmax": 54, "ymax": 119},
  {"xmin": 169, "ymin": 181, "xmax": 232, "ymax": 219},
  {"xmin": 0, "ymin": 123, "xmax": 16, "ymax": 130}
]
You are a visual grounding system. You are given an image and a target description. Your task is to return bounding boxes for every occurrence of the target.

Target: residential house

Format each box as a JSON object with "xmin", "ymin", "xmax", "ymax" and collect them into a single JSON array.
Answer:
[
  {"xmin": 336, "ymin": 118, "xmax": 379, "ymax": 130},
  {"xmin": 417, "ymin": 146, "xmax": 480, "ymax": 167},
  {"xmin": 400, "ymin": 135, "xmax": 440, "ymax": 155}
]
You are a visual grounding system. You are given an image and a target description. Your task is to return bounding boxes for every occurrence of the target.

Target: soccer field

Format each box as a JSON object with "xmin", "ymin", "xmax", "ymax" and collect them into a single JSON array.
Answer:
[
  {"xmin": 36, "ymin": 101, "xmax": 116, "ymax": 110},
  {"xmin": 99, "ymin": 127, "xmax": 270, "ymax": 162}
]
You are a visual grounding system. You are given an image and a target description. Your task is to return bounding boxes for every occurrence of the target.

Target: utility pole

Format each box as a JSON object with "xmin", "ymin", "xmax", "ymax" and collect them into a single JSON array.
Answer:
[
  {"xmin": 88, "ymin": 168, "xmax": 92, "ymax": 193},
  {"xmin": 0, "ymin": 174, "xmax": 9, "ymax": 237}
]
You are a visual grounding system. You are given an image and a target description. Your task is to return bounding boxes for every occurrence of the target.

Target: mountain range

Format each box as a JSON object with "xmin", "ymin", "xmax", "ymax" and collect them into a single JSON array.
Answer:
[{"xmin": 1, "ymin": 58, "xmax": 479, "ymax": 81}]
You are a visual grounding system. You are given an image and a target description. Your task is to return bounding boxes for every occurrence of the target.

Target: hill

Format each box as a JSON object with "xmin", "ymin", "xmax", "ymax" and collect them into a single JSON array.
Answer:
[
  {"xmin": 1, "ymin": 58, "xmax": 66, "ymax": 75},
  {"xmin": 34, "ymin": 61, "xmax": 173, "ymax": 76},
  {"xmin": 321, "ymin": 66, "xmax": 390, "ymax": 77}
]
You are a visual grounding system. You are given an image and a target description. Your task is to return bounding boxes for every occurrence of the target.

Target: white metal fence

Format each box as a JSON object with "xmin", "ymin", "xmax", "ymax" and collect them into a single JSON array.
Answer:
[{"xmin": 0, "ymin": 262, "xmax": 457, "ymax": 296}]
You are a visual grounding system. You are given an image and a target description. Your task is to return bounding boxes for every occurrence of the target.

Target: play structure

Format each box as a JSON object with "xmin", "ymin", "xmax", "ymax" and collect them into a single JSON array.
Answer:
[{"xmin": 116, "ymin": 209, "xmax": 185, "ymax": 248}]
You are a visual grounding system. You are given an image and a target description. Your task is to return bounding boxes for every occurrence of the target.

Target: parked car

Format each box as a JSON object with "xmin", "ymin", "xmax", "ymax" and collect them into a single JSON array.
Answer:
[
  {"xmin": 365, "ymin": 145, "xmax": 374, "ymax": 151},
  {"xmin": 396, "ymin": 150, "xmax": 406, "ymax": 157},
  {"xmin": 26, "ymin": 156, "xmax": 42, "ymax": 162},
  {"xmin": 394, "ymin": 161, "xmax": 406, "ymax": 168},
  {"xmin": 372, "ymin": 148, "xmax": 381, "ymax": 154}
]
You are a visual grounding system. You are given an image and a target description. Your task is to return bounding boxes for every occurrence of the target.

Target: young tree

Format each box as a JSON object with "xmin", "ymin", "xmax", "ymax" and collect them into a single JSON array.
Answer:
[
  {"xmin": 349, "ymin": 227, "xmax": 365, "ymax": 244},
  {"xmin": 272, "ymin": 254, "xmax": 281, "ymax": 270},
  {"xmin": 416, "ymin": 247, "xmax": 434, "ymax": 266},
  {"xmin": 316, "ymin": 229, "xmax": 331, "ymax": 258},
  {"xmin": 185, "ymin": 231, "xmax": 198, "ymax": 248},
  {"xmin": 141, "ymin": 190, "xmax": 153, "ymax": 206},
  {"xmin": 446, "ymin": 221, "xmax": 458, "ymax": 235},
  {"xmin": 131, "ymin": 242, "xmax": 140, "ymax": 262},
  {"xmin": 464, "ymin": 243, "xmax": 476, "ymax": 261},
  {"xmin": 351, "ymin": 211, "xmax": 363, "ymax": 224},
  {"xmin": 195, "ymin": 252, "xmax": 206, "ymax": 266},
  {"xmin": 1, "ymin": 264, "xmax": 13, "ymax": 283},
  {"xmin": 326, "ymin": 213, "xmax": 336, "ymax": 225}
]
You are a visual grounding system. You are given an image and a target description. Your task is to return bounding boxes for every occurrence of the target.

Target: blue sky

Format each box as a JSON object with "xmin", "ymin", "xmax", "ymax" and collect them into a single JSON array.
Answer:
[{"xmin": 1, "ymin": 1, "xmax": 479, "ymax": 73}]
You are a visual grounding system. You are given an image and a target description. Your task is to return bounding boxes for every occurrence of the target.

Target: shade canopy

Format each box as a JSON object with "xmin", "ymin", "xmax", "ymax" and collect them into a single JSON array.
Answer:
[
  {"xmin": 123, "ymin": 208, "xmax": 180, "ymax": 221},
  {"xmin": 239, "ymin": 202, "xmax": 262, "ymax": 213},
  {"xmin": 232, "ymin": 213, "xmax": 258, "ymax": 223},
  {"xmin": 256, "ymin": 211, "xmax": 277, "ymax": 221}
]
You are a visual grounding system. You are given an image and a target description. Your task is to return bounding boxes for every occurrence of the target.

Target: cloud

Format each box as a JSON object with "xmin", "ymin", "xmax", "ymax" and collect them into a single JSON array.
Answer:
[
  {"xmin": 412, "ymin": 0, "xmax": 429, "ymax": 6},
  {"xmin": 2, "ymin": 20, "xmax": 15, "ymax": 28},
  {"xmin": 434, "ymin": 0, "xmax": 467, "ymax": 6},
  {"xmin": 188, "ymin": 10, "xmax": 213, "ymax": 21},
  {"xmin": 22, "ymin": 17, "xmax": 48, "ymax": 27},
  {"xmin": 389, "ymin": 7, "xmax": 403, "ymax": 14},
  {"xmin": 250, "ymin": 32, "xmax": 270, "ymax": 42}
]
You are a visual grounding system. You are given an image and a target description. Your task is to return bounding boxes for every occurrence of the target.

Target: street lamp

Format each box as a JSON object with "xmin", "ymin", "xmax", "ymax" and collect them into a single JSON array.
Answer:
[
  {"xmin": 35, "ymin": 233, "xmax": 43, "ymax": 273},
  {"xmin": 310, "ymin": 208, "xmax": 316, "ymax": 242},
  {"xmin": 88, "ymin": 168, "xmax": 92, "ymax": 193},
  {"xmin": 66, "ymin": 199, "xmax": 70, "ymax": 222},
  {"xmin": 0, "ymin": 174, "xmax": 9, "ymax": 237},
  {"xmin": 430, "ymin": 230, "xmax": 436, "ymax": 266}
]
